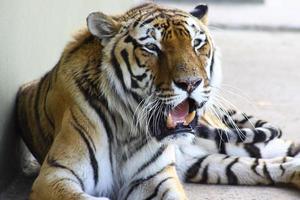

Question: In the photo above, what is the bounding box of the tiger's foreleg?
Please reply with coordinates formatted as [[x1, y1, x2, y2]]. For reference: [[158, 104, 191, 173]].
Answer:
[[29, 109, 110, 200], [217, 138, 300, 159], [180, 152, 300, 189], [218, 109, 300, 158], [118, 143, 188, 200], [199, 108, 283, 144], [198, 108, 300, 158]]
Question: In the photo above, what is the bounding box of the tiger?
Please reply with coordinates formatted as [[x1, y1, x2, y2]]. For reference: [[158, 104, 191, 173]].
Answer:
[[16, 3, 300, 200]]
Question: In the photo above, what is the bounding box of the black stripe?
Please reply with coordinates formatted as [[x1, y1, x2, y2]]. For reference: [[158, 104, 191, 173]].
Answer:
[[16, 88, 41, 161], [125, 137, 149, 160], [133, 145, 167, 177], [161, 188, 170, 200], [266, 128, 278, 143], [133, 11, 155, 28], [140, 17, 156, 27], [214, 128, 225, 143], [226, 158, 239, 185], [51, 177, 81, 187], [239, 115, 253, 124], [34, 75, 46, 136], [70, 110, 96, 152], [219, 141, 226, 154], [214, 129, 228, 153], [287, 143, 293, 156], [34, 73, 52, 148], [280, 164, 285, 176], [139, 35, 151, 41], [255, 120, 267, 127], [287, 142, 300, 157], [263, 163, 274, 185], [76, 77, 115, 175], [75, 65, 115, 166], [47, 156, 84, 190], [120, 49, 146, 88], [111, 44, 128, 92], [251, 158, 262, 177], [133, 16, 143, 28], [227, 109, 237, 116], [235, 129, 247, 143], [71, 121, 99, 186], [131, 91, 143, 104], [209, 51, 214, 79], [223, 155, 230, 160], [178, 28, 189, 37], [280, 156, 286, 176], [124, 35, 141, 47], [278, 128, 283, 138], [252, 129, 267, 143], [43, 75, 55, 129], [195, 124, 210, 139], [91, 97, 115, 168], [244, 144, 261, 158], [203, 90, 211, 94], [124, 163, 175, 200], [185, 155, 209, 181], [165, 30, 172, 40], [143, 177, 172, 200], [199, 165, 209, 183], [98, 95, 118, 130]]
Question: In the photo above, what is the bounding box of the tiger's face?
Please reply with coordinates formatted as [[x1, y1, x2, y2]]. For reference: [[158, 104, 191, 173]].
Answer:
[[87, 3, 221, 139]]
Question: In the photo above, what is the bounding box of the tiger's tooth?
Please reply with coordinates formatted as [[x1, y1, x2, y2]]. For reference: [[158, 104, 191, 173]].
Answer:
[[166, 113, 175, 129], [184, 111, 196, 125]]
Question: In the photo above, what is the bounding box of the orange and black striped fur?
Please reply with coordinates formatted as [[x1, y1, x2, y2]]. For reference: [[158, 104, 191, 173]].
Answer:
[[16, 3, 300, 200]]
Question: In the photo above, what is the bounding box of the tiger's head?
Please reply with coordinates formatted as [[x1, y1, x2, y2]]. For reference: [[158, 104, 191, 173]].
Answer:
[[87, 3, 221, 140]]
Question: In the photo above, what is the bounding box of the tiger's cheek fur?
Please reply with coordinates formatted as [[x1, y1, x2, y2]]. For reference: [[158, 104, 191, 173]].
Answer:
[[132, 47, 160, 92]]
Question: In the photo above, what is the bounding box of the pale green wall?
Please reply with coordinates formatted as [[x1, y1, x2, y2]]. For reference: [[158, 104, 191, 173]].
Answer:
[[0, 0, 136, 191]]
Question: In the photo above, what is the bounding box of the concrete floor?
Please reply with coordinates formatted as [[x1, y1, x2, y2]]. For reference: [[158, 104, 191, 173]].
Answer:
[[1, 29, 300, 200]]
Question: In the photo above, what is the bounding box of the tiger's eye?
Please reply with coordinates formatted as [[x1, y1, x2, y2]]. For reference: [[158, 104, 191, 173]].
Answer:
[[194, 39, 202, 47], [145, 43, 158, 52]]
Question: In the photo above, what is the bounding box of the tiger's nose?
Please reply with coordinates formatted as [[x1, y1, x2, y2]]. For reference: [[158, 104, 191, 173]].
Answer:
[[174, 78, 202, 93]]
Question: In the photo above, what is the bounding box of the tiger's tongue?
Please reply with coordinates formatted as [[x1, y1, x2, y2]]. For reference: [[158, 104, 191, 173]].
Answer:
[[166, 100, 191, 129], [170, 101, 189, 122]]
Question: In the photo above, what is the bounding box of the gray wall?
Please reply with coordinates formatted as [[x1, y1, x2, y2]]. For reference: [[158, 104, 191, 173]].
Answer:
[[0, 0, 135, 191]]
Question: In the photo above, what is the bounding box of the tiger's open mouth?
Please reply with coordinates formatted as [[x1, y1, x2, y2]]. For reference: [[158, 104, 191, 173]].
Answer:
[[166, 98, 198, 129], [155, 98, 204, 140]]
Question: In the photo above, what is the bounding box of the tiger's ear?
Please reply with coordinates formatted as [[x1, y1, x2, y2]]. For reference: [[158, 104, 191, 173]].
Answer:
[[190, 4, 208, 25], [87, 12, 120, 43]]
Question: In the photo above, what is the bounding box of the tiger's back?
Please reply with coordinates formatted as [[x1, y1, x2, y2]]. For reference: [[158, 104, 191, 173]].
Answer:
[[17, 75, 55, 162], [16, 30, 102, 163]]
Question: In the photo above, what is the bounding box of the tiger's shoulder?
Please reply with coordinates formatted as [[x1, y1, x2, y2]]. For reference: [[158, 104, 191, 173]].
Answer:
[[16, 28, 105, 162]]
